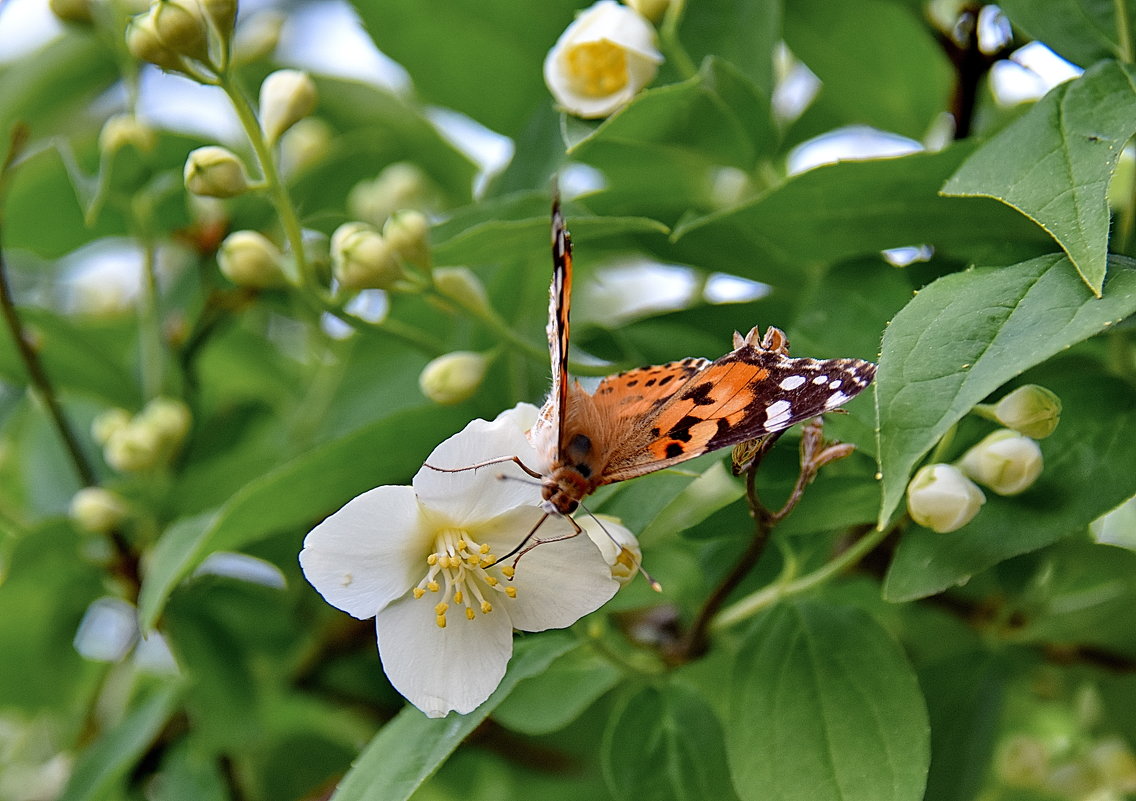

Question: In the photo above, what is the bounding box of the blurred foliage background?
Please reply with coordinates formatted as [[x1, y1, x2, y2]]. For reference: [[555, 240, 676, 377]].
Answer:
[[1, 0, 1135, 799]]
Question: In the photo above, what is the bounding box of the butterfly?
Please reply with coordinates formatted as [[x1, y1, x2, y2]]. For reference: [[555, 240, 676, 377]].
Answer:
[[526, 198, 877, 519]]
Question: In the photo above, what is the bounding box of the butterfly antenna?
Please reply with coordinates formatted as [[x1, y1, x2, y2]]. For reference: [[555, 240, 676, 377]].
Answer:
[[579, 503, 663, 593]]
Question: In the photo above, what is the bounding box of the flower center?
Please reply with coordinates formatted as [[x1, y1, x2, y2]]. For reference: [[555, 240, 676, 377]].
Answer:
[[412, 527, 517, 628], [564, 40, 629, 97]]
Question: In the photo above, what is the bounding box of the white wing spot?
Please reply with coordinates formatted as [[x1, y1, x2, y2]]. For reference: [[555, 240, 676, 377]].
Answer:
[[828, 379, 843, 389], [766, 399, 792, 428], [779, 375, 806, 390], [824, 391, 850, 409], [812, 375, 829, 385]]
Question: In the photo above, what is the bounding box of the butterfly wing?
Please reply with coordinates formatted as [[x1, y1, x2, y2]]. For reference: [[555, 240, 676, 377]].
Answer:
[[596, 334, 876, 484], [530, 197, 573, 468]]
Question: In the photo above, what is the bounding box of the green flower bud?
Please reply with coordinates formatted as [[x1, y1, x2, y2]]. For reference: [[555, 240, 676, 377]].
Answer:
[[92, 408, 132, 446], [218, 230, 285, 288], [49, 0, 94, 24], [151, 0, 210, 61], [331, 222, 403, 290], [383, 209, 431, 269], [98, 114, 157, 158], [626, 0, 671, 24], [433, 267, 489, 314], [126, 12, 184, 71], [906, 463, 985, 533], [959, 429, 1043, 496], [69, 487, 129, 534], [184, 146, 248, 198], [418, 351, 489, 405], [991, 384, 1061, 439], [259, 69, 318, 144]]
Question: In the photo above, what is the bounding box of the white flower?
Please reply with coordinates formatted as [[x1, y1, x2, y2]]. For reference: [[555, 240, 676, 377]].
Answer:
[[299, 404, 622, 718], [959, 429, 1044, 496], [543, 0, 663, 119]]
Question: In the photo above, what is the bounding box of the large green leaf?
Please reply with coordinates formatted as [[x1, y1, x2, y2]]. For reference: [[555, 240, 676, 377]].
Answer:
[[137, 405, 467, 631], [329, 632, 578, 801], [681, 0, 780, 97], [875, 253, 1136, 529], [602, 684, 741, 801], [884, 368, 1136, 601], [728, 601, 930, 801], [784, 0, 953, 142], [942, 61, 1136, 295], [999, 0, 1136, 67], [493, 643, 621, 735], [671, 145, 1055, 286], [351, 0, 580, 136]]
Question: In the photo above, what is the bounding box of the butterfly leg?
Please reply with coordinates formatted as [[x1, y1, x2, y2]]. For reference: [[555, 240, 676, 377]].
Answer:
[[423, 455, 543, 480], [491, 512, 582, 573]]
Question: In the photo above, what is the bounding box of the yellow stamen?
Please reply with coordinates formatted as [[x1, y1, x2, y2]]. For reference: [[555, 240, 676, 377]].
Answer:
[[565, 40, 629, 97], [413, 527, 520, 626], [481, 601, 492, 614], [434, 602, 448, 615], [479, 543, 490, 554], [484, 576, 498, 586], [427, 580, 439, 592], [505, 586, 517, 598], [454, 590, 463, 604], [500, 566, 515, 578], [465, 607, 475, 620], [412, 587, 425, 599], [436, 615, 447, 628]]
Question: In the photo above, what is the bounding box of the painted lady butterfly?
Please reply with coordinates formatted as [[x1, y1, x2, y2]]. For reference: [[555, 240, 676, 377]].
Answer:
[[527, 198, 877, 518]]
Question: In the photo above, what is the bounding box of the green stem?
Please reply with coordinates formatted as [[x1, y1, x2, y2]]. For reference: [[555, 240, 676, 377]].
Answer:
[[1116, 0, 1134, 63], [659, 0, 697, 79], [710, 524, 891, 631], [136, 237, 164, 400], [929, 422, 958, 464], [219, 72, 316, 295]]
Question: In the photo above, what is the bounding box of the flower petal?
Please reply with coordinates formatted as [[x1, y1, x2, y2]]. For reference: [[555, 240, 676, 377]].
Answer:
[[503, 517, 619, 632], [375, 592, 514, 717], [300, 485, 425, 619], [414, 404, 543, 524]]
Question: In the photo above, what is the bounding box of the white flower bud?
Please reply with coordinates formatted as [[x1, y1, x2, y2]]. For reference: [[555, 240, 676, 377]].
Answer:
[[347, 162, 434, 227], [126, 12, 184, 71], [331, 222, 403, 290], [418, 351, 489, 405], [151, 0, 210, 61], [279, 117, 332, 174], [92, 408, 132, 446], [433, 267, 490, 314], [217, 230, 285, 288], [906, 463, 985, 533], [259, 69, 318, 144], [104, 423, 163, 472], [991, 385, 1061, 439], [138, 396, 193, 450], [959, 429, 1043, 496], [98, 114, 157, 157], [383, 210, 431, 269], [69, 487, 129, 534], [580, 515, 642, 585], [543, 0, 664, 119], [184, 146, 248, 198]]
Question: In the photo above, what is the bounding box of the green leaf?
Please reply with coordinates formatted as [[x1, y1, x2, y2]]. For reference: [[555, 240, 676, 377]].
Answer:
[[875, 253, 1136, 529], [352, 0, 580, 136], [493, 643, 621, 735], [137, 405, 467, 631], [602, 684, 742, 801], [329, 632, 578, 801], [59, 683, 182, 801], [671, 145, 1055, 286], [784, 0, 953, 142], [998, 0, 1136, 67], [942, 61, 1136, 294], [681, 0, 780, 96], [568, 58, 776, 221], [884, 363, 1136, 599], [639, 461, 744, 542], [728, 601, 930, 801]]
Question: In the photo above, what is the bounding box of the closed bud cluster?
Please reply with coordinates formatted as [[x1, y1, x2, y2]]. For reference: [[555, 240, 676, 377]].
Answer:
[[184, 146, 248, 198], [331, 222, 404, 290], [990, 385, 1061, 439], [906, 463, 986, 533], [150, 0, 210, 61], [959, 429, 1044, 496], [218, 230, 285, 288], [418, 351, 490, 405], [94, 398, 192, 473], [347, 162, 436, 227], [259, 69, 318, 144], [69, 487, 129, 534]]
